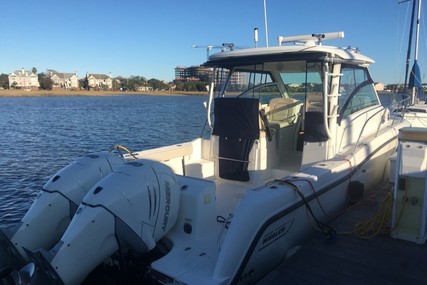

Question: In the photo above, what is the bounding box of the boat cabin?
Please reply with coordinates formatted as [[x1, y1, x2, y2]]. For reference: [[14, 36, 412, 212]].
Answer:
[[202, 32, 384, 182], [136, 32, 388, 187]]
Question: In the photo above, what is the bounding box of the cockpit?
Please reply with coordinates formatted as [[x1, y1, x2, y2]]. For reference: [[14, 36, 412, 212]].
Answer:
[[205, 54, 382, 180]]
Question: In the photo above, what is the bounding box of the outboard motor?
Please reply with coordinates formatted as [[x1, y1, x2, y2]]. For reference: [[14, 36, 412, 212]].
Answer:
[[27, 159, 180, 285], [0, 152, 125, 271]]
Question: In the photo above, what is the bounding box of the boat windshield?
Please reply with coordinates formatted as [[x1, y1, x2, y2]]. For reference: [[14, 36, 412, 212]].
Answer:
[[221, 67, 284, 105], [338, 65, 379, 118], [279, 62, 324, 111], [219, 61, 325, 108]]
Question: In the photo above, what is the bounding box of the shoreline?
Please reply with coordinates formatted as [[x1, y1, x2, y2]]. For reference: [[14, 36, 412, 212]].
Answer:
[[0, 89, 399, 98], [0, 89, 208, 97]]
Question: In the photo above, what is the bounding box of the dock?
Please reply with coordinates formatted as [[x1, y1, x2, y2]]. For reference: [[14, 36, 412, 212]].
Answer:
[[258, 182, 427, 284]]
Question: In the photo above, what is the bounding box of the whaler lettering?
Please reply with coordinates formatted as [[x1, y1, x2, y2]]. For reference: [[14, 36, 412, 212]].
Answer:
[[262, 224, 287, 245], [260, 219, 294, 250]]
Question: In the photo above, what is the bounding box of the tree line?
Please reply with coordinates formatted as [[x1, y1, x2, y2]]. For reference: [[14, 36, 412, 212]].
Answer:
[[0, 70, 210, 92], [0, 72, 419, 94]]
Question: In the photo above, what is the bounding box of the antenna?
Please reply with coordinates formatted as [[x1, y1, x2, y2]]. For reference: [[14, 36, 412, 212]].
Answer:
[[192, 44, 236, 60], [263, 0, 269, 47], [277, 31, 344, 46], [221, 43, 235, 51], [254, 28, 259, 48], [192, 45, 222, 60]]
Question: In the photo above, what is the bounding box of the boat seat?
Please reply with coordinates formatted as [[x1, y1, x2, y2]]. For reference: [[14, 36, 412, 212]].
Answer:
[[268, 98, 301, 128], [212, 97, 260, 182], [306, 94, 323, 112]]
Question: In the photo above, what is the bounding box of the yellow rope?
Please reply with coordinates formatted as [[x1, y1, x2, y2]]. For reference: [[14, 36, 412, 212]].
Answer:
[[353, 191, 394, 239], [352, 183, 410, 240]]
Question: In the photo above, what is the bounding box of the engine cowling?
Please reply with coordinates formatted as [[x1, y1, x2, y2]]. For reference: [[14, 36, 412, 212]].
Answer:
[[0, 152, 125, 270], [28, 159, 180, 285]]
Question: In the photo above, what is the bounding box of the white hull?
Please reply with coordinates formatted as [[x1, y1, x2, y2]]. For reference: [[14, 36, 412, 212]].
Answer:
[[146, 120, 404, 284]]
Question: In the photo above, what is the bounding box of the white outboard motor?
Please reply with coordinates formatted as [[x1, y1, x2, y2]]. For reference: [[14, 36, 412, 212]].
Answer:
[[0, 152, 125, 270], [27, 159, 180, 285]]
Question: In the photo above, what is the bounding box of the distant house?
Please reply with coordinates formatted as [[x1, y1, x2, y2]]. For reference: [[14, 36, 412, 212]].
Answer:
[[50, 71, 79, 89], [288, 83, 301, 88], [137, 85, 153, 92], [86, 73, 113, 90], [374, 82, 384, 91], [8, 69, 40, 90]]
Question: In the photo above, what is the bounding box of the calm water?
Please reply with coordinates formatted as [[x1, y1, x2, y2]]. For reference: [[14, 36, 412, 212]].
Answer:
[[0, 95, 207, 226]]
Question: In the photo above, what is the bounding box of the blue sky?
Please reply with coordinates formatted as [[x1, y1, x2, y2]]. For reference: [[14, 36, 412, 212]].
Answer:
[[0, 0, 425, 84]]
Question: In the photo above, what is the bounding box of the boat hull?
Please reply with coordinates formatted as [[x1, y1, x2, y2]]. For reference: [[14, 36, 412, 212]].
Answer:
[[148, 121, 403, 285], [228, 129, 400, 284]]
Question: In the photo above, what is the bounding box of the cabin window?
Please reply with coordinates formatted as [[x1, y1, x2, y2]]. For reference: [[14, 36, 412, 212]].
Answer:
[[280, 61, 328, 142], [221, 61, 325, 106], [224, 68, 282, 104], [279, 61, 324, 111], [339, 65, 379, 118]]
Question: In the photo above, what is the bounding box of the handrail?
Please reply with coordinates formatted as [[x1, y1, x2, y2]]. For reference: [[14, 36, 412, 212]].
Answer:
[[322, 63, 342, 141], [390, 95, 412, 123], [322, 66, 333, 139], [389, 95, 411, 124], [352, 106, 389, 153], [207, 80, 215, 129], [352, 96, 409, 152]]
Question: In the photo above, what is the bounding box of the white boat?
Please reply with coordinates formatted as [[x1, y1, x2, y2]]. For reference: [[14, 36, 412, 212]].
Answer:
[[0, 32, 412, 285], [393, 0, 427, 127], [401, 103, 427, 127]]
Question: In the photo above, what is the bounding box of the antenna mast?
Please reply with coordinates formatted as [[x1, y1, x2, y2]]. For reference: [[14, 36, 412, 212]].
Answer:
[[263, 0, 269, 47], [254, 28, 259, 48]]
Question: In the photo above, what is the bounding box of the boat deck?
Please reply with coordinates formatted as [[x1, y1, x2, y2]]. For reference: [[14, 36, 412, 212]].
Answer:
[[258, 182, 427, 284]]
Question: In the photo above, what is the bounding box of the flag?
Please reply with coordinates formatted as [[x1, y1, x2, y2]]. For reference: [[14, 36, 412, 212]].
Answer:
[[409, 61, 423, 96]]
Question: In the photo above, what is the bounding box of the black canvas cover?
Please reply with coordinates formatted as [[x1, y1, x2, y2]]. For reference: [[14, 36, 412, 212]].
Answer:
[[212, 98, 260, 181], [212, 98, 260, 139], [217, 137, 254, 181], [304, 111, 328, 142]]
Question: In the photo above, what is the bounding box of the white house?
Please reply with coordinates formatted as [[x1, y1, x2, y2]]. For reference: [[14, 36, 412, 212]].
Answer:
[[8, 69, 40, 90], [86, 73, 113, 90], [137, 85, 153, 92], [374, 82, 385, 91], [50, 71, 79, 89]]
